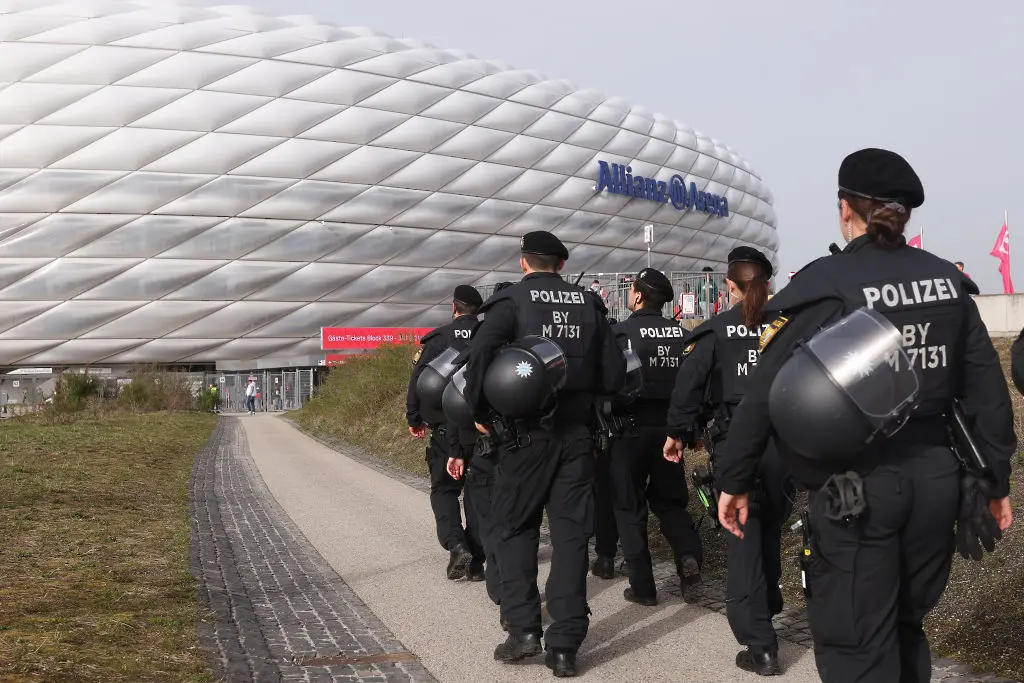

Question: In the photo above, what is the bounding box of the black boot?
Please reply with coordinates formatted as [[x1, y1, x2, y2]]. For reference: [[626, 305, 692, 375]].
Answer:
[[590, 555, 615, 580], [736, 648, 781, 676], [493, 633, 542, 661], [623, 587, 657, 606], [677, 555, 702, 602], [466, 560, 485, 582], [545, 649, 578, 677], [446, 543, 473, 580]]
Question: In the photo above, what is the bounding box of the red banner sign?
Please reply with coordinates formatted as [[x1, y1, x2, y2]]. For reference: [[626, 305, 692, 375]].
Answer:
[[321, 327, 433, 350]]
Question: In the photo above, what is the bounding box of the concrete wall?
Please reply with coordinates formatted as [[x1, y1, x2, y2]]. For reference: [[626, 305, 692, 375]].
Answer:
[[975, 294, 1024, 337]]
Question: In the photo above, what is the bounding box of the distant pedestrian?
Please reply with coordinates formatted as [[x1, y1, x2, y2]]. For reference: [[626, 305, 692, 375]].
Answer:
[[245, 379, 257, 414]]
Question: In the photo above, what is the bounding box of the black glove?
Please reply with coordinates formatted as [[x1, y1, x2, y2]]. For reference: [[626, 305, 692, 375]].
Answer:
[[955, 473, 1002, 561]]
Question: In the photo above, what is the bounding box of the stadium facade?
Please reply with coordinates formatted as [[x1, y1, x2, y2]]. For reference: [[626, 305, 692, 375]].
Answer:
[[0, 0, 778, 369]]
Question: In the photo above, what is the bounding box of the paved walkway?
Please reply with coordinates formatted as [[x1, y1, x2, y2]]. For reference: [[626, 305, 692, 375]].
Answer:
[[190, 414, 1017, 682]]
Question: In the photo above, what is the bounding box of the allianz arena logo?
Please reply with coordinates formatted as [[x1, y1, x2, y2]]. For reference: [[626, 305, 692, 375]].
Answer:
[[594, 160, 730, 218]]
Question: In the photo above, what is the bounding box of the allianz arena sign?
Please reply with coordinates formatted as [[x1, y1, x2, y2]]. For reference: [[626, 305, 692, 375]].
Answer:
[[594, 160, 730, 218]]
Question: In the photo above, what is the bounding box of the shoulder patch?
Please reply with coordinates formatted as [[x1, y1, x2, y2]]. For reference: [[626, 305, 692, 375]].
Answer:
[[682, 342, 696, 355], [412, 347, 422, 365], [758, 316, 789, 353]]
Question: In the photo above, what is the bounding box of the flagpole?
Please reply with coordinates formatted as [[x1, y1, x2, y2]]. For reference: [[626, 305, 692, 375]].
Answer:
[[920, 224, 924, 249]]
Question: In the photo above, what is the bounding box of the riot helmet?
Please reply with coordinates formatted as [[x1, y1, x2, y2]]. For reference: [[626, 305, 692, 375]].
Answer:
[[768, 307, 920, 461], [415, 347, 462, 426], [483, 336, 567, 419], [442, 365, 476, 430]]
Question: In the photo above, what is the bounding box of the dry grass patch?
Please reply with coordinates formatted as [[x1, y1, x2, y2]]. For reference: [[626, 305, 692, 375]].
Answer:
[[0, 412, 217, 682]]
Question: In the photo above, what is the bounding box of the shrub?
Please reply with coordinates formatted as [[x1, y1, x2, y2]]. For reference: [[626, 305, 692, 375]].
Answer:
[[118, 366, 195, 413], [49, 371, 101, 414]]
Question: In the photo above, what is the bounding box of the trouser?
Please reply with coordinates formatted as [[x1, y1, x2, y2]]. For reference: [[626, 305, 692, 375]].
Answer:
[[608, 424, 703, 596], [805, 445, 960, 683], [246, 395, 255, 412], [593, 446, 619, 558], [725, 441, 794, 654], [465, 450, 501, 604], [493, 423, 594, 651], [425, 428, 467, 552]]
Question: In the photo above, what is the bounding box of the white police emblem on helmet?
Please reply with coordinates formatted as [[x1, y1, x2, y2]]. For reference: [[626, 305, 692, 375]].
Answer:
[[843, 350, 877, 380], [515, 361, 534, 378]]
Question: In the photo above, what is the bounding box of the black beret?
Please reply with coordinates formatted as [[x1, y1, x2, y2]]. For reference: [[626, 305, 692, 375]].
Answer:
[[453, 284, 482, 307], [520, 231, 569, 260], [838, 148, 924, 209], [728, 246, 774, 278], [635, 267, 673, 301]]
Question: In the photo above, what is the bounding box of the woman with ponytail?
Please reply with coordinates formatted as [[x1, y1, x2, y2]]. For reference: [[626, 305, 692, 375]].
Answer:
[[713, 148, 1014, 683], [663, 246, 794, 676]]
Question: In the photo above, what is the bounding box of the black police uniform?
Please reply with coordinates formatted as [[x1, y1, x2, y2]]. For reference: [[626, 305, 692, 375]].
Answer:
[[464, 232, 626, 668], [1011, 327, 1024, 395], [591, 443, 620, 576], [446, 421, 495, 591], [716, 149, 1017, 683], [610, 304, 703, 601], [666, 300, 793, 662], [406, 311, 479, 570]]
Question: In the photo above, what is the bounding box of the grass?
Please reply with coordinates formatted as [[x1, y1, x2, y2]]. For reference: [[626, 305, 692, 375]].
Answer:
[[293, 337, 1024, 680], [0, 412, 218, 682], [290, 344, 429, 478]]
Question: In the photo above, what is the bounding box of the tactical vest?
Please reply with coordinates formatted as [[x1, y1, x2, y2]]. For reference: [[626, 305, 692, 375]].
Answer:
[[614, 310, 687, 401], [686, 307, 767, 412], [766, 236, 968, 416], [489, 272, 600, 394]]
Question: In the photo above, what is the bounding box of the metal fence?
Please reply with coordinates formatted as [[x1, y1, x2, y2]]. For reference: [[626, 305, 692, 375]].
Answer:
[[182, 369, 315, 413], [476, 271, 732, 324]]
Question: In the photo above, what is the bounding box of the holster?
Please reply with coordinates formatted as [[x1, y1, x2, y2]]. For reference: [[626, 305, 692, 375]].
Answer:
[[489, 413, 532, 452], [593, 398, 626, 457], [820, 471, 867, 526]]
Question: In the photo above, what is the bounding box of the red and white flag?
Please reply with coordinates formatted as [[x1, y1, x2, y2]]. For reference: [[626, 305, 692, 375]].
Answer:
[[991, 215, 1014, 294], [907, 234, 923, 249]]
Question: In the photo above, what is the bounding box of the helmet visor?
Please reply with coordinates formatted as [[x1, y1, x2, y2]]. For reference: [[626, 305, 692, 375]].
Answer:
[[426, 347, 463, 382], [620, 347, 644, 398], [518, 336, 568, 391], [804, 307, 920, 433]]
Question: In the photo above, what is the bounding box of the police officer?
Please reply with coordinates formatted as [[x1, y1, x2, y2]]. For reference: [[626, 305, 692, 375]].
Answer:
[[593, 306, 623, 582], [444, 282, 518, 608], [664, 247, 793, 675], [607, 267, 703, 606], [1011, 326, 1024, 395], [591, 425, 620, 580], [715, 148, 1016, 683], [406, 284, 483, 581], [447, 426, 501, 604], [463, 231, 626, 678]]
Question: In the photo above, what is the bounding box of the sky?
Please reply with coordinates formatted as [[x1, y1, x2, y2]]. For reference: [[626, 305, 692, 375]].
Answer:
[[249, 0, 1024, 294]]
